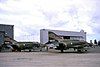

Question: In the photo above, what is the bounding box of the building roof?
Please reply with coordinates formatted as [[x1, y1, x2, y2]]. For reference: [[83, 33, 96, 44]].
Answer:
[[41, 29, 86, 36]]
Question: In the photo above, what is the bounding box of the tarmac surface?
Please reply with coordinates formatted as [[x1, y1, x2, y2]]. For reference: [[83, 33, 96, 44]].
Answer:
[[0, 46, 100, 67]]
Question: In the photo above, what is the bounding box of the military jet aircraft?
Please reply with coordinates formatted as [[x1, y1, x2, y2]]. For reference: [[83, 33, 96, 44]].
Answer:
[[46, 31, 90, 53], [46, 40, 90, 53]]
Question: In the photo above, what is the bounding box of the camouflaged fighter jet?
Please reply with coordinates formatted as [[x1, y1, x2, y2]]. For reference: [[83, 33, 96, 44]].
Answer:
[[46, 40, 90, 53], [54, 40, 90, 53], [47, 31, 90, 53]]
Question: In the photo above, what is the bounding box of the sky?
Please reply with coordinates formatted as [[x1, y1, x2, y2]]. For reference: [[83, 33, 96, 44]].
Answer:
[[0, 0, 100, 42]]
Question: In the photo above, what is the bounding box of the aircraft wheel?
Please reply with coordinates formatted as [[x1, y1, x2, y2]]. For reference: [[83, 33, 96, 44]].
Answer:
[[77, 49, 82, 53], [84, 50, 87, 52], [18, 49, 21, 52], [61, 49, 64, 53], [29, 50, 31, 52]]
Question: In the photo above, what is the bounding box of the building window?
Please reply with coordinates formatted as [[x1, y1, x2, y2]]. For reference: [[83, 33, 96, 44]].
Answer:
[[63, 36, 70, 39]]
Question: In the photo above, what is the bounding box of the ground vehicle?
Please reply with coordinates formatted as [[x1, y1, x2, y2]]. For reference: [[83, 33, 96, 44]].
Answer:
[[47, 40, 90, 53]]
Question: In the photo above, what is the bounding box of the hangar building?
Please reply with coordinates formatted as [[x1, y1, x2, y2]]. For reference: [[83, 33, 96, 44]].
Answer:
[[0, 24, 14, 45], [40, 29, 86, 44]]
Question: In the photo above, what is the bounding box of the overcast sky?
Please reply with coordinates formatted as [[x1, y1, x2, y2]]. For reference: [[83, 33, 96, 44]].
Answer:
[[0, 0, 100, 42]]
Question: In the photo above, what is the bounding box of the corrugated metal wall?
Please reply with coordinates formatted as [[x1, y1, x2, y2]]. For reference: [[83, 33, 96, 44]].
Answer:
[[0, 31, 5, 45]]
